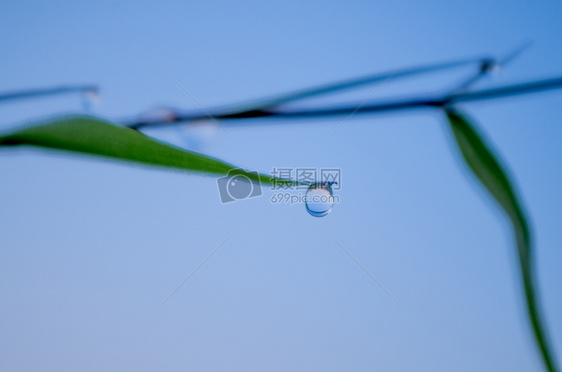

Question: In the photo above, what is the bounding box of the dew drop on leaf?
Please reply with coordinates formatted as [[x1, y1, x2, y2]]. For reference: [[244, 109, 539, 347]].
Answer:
[[305, 183, 334, 218]]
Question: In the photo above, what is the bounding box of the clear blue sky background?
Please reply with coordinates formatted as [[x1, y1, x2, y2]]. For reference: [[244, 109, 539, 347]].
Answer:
[[1, 1, 561, 371]]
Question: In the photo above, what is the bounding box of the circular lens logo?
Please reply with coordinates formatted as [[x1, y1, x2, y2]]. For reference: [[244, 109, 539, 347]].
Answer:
[[227, 175, 253, 200]]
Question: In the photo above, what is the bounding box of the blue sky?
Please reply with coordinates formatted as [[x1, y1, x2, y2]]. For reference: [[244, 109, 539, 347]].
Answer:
[[1, 0, 562, 370]]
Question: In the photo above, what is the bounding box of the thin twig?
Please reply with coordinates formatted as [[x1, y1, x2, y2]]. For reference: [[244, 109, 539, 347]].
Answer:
[[125, 56, 490, 129], [124, 76, 562, 128], [324, 67, 400, 141], [0, 85, 98, 104], [450, 42, 532, 94], [157, 63, 238, 143]]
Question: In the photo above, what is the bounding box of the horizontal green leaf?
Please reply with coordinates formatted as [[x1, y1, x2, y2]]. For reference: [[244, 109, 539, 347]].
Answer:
[[445, 109, 558, 372], [0, 116, 289, 186]]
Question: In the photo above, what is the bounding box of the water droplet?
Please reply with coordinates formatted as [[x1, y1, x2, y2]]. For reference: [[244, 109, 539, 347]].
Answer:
[[81, 89, 99, 113], [305, 183, 334, 218], [175, 120, 217, 150]]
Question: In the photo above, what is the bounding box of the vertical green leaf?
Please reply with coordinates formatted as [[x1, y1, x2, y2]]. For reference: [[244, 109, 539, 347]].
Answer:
[[445, 109, 558, 372]]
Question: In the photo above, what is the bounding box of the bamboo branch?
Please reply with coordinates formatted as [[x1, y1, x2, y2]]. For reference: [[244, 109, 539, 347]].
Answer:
[[125, 76, 562, 129], [0, 85, 98, 104]]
